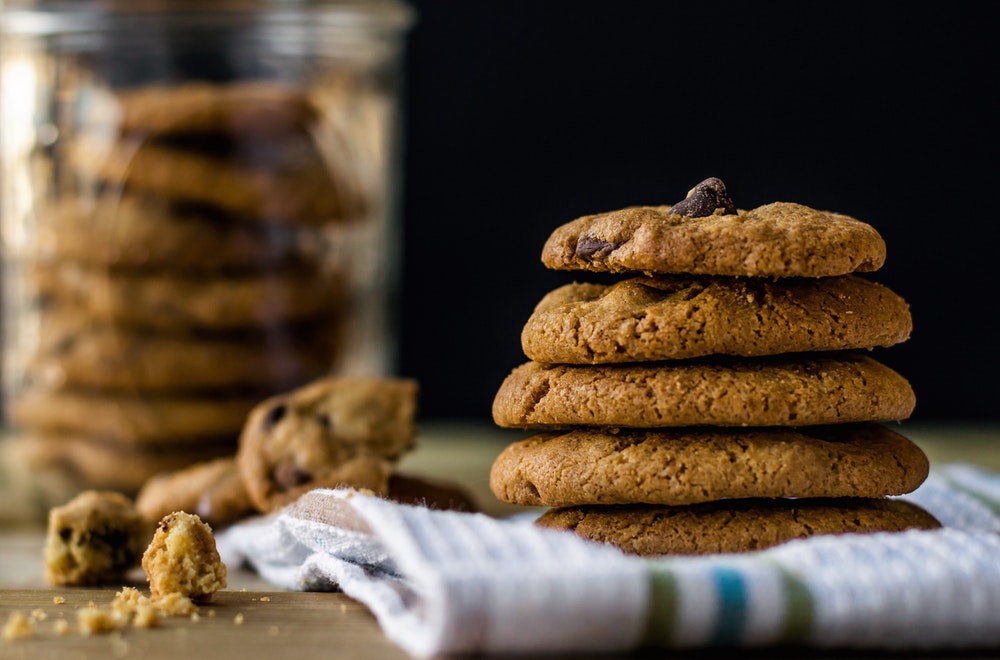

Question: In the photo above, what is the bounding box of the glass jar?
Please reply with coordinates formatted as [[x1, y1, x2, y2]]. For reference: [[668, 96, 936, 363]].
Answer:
[[0, 0, 414, 507]]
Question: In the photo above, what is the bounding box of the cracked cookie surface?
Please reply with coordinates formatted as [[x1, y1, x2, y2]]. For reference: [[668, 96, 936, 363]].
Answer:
[[493, 354, 915, 429], [521, 274, 911, 364], [489, 424, 929, 507], [535, 497, 940, 556], [541, 201, 886, 277]]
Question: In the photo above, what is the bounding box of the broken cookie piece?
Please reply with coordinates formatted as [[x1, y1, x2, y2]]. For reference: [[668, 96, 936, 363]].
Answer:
[[141, 511, 227, 603], [43, 490, 151, 587]]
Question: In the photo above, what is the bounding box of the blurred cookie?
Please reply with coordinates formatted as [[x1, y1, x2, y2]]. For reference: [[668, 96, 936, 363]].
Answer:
[[44, 490, 151, 586], [9, 432, 235, 495], [535, 498, 941, 556], [493, 354, 915, 429], [541, 178, 885, 277], [490, 424, 929, 507], [136, 458, 255, 529], [115, 80, 319, 137], [521, 274, 911, 364], [237, 376, 419, 512], [71, 134, 358, 224], [29, 309, 337, 392], [36, 195, 303, 271], [31, 261, 342, 332], [388, 473, 478, 512], [8, 386, 260, 446]]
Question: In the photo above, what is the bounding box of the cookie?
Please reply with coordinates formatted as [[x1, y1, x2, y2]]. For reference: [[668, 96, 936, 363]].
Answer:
[[388, 474, 479, 512], [8, 386, 261, 446], [521, 274, 912, 364], [114, 81, 319, 137], [489, 424, 929, 507], [541, 181, 885, 277], [36, 195, 303, 271], [135, 458, 255, 529], [70, 133, 358, 225], [535, 498, 941, 556], [44, 490, 151, 586], [237, 376, 419, 513], [8, 432, 235, 495], [31, 261, 342, 332], [28, 309, 337, 392], [493, 354, 916, 429], [142, 511, 227, 602]]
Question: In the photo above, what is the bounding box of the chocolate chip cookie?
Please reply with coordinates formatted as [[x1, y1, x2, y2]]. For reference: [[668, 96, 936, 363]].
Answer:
[[236, 376, 419, 512], [490, 424, 929, 507], [493, 354, 916, 429], [114, 80, 319, 137], [44, 490, 152, 586], [541, 179, 886, 277], [36, 195, 303, 271], [521, 274, 912, 364], [535, 498, 941, 556]]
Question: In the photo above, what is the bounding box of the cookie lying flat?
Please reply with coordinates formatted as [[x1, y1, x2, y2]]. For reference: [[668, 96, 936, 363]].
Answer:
[[29, 310, 337, 392], [10, 432, 234, 495], [115, 81, 319, 137], [535, 498, 941, 556], [541, 202, 885, 277], [237, 376, 419, 512], [489, 424, 929, 507], [71, 135, 358, 225], [9, 386, 260, 446], [32, 261, 342, 332], [521, 274, 911, 364], [136, 458, 256, 529], [493, 354, 915, 429], [37, 196, 302, 271]]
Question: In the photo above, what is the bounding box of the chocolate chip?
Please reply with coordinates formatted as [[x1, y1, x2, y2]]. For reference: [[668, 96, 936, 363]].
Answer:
[[273, 462, 312, 491], [669, 177, 737, 217], [576, 236, 618, 260], [262, 403, 287, 430], [58, 527, 73, 542]]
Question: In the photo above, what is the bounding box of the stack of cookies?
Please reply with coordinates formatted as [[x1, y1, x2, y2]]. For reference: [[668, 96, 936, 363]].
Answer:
[[6, 81, 365, 498], [490, 178, 939, 555]]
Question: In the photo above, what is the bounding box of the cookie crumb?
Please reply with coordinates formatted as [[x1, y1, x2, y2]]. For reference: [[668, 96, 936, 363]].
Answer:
[[190, 612, 201, 623], [30, 609, 47, 621], [77, 606, 127, 635], [268, 625, 279, 636], [259, 596, 270, 602], [2, 611, 34, 641], [52, 596, 66, 605], [53, 619, 71, 635], [233, 613, 245, 625]]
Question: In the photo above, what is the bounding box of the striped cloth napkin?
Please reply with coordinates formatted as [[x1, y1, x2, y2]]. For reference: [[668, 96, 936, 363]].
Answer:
[[216, 463, 1000, 657]]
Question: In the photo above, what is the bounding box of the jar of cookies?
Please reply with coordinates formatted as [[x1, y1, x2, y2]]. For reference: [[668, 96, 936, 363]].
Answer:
[[0, 0, 415, 507]]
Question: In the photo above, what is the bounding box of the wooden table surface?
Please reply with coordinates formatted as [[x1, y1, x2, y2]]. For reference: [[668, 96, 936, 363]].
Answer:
[[2, 420, 999, 659]]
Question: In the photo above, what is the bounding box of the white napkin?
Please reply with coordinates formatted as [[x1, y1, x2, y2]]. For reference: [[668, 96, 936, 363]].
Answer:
[[217, 463, 1000, 657]]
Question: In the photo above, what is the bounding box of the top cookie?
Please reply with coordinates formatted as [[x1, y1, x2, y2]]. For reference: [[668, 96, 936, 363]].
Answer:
[[541, 178, 886, 277]]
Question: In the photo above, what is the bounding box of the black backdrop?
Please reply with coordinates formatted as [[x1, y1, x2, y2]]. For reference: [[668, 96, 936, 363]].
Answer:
[[394, 1, 999, 423]]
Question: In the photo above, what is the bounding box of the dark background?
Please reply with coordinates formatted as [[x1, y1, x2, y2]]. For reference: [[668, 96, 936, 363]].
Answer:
[[394, 1, 999, 424]]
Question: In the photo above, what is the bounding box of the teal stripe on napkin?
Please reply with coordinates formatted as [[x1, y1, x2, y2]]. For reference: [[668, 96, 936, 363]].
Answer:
[[709, 566, 747, 643], [642, 559, 815, 647]]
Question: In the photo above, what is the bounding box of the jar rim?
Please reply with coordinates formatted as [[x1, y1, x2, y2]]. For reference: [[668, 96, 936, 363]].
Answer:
[[0, 0, 416, 37]]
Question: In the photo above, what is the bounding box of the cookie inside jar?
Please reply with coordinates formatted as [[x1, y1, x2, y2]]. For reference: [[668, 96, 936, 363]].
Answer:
[[0, 3, 415, 509]]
